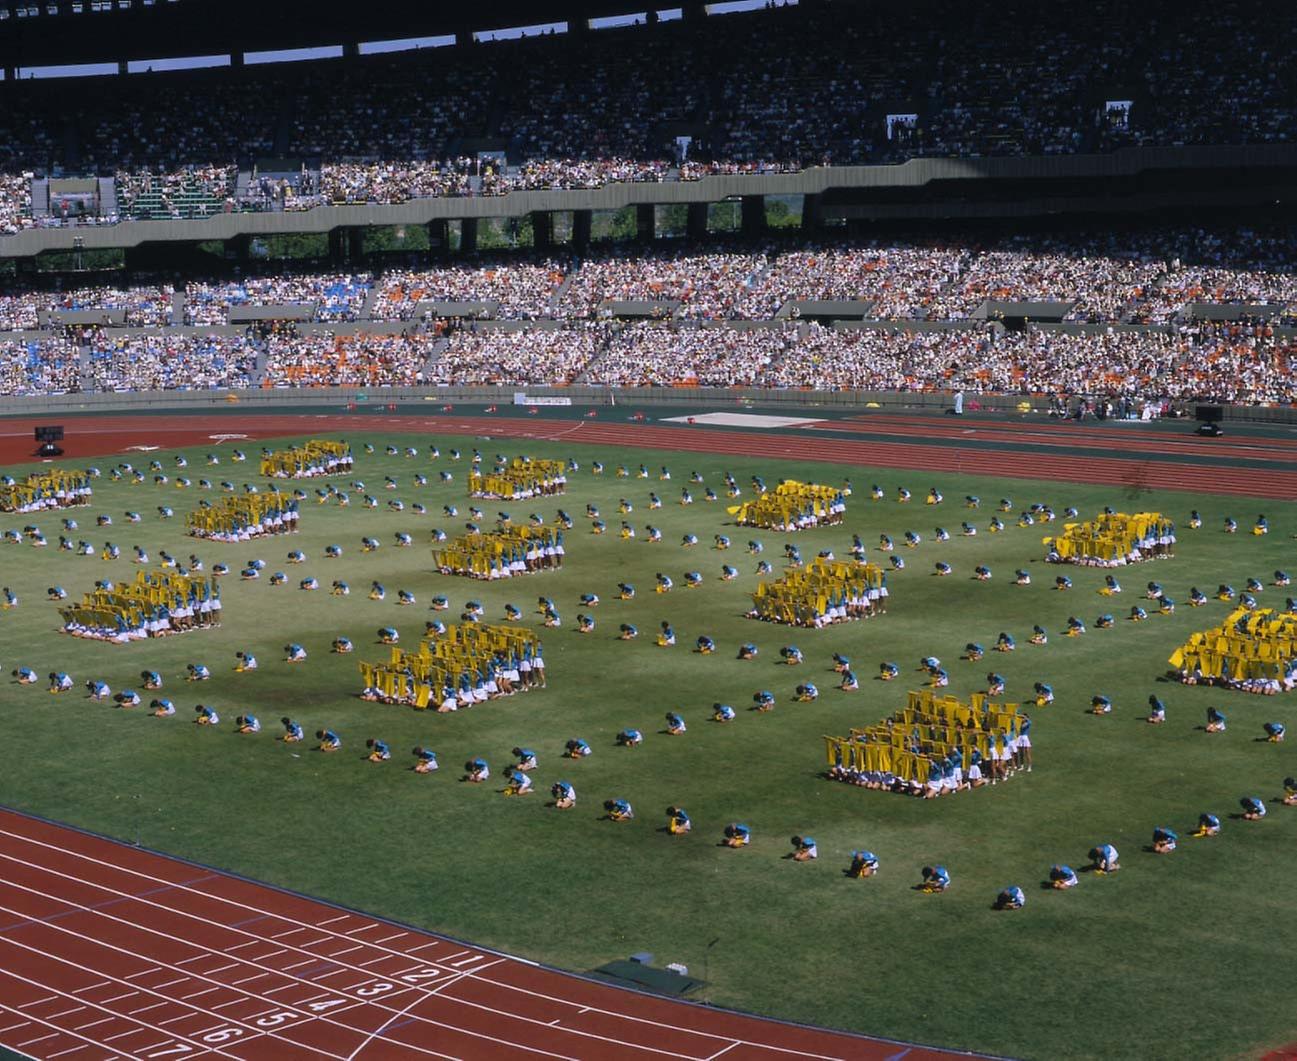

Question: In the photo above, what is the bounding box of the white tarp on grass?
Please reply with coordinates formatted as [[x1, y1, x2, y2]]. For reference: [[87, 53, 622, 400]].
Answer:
[[660, 412, 824, 429]]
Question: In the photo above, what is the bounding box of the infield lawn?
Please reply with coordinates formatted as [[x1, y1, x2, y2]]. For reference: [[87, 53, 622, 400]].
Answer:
[[0, 430, 1293, 1060]]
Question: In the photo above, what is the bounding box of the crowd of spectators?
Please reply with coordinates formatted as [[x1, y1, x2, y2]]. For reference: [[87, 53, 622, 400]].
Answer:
[[115, 166, 237, 220], [428, 323, 615, 385], [0, 312, 1291, 402], [261, 330, 438, 387], [372, 259, 568, 320], [0, 174, 35, 236], [86, 331, 259, 391], [561, 244, 770, 319], [317, 161, 486, 205], [0, 227, 1294, 332], [183, 273, 371, 325], [0, 338, 80, 396], [0, 0, 1292, 224]]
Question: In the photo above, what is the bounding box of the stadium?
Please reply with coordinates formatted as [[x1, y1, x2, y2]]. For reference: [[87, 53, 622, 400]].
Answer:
[[0, 0, 1295, 1058]]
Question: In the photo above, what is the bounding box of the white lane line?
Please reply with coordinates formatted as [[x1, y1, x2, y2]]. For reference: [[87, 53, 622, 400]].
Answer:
[[15, 1031, 59, 1047], [18, 995, 60, 1007], [0, 836, 734, 1061]]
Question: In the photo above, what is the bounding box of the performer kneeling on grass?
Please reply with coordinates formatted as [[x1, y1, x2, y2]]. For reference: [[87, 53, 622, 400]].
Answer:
[[919, 865, 951, 892], [1049, 864, 1079, 889], [848, 851, 879, 878], [723, 823, 751, 847], [1192, 813, 1221, 838], [1089, 844, 1120, 873], [995, 886, 1025, 910], [790, 835, 817, 861], [666, 806, 691, 834], [1152, 826, 1178, 854]]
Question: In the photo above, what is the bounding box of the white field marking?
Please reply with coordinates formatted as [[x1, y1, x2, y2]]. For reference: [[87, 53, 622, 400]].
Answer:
[[102, 1029, 145, 1043], [177, 989, 221, 1001], [222, 940, 264, 952], [16, 1031, 59, 1047], [660, 412, 822, 429], [0, 830, 849, 1061], [317, 915, 350, 926], [40, 1007, 86, 1020], [46, 1045, 94, 1059], [323, 946, 365, 958], [705, 1044, 740, 1061], [199, 964, 240, 975], [371, 934, 407, 945], [70, 983, 112, 995], [230, 974, 269, 986], [0, 928, 343, 1061], [72, 1017, 114, 1031], [343, 924, 381, 936], [150, 978, 190, 990], [18, 996, 60, 1008], [0, 876, 520, 1061], [341, 983, 442, 1061], [125, 969, 164, 980], [97, 993, 138, 1005], [126, 1002, 170, 1016], [0, 973, 250, 1061]]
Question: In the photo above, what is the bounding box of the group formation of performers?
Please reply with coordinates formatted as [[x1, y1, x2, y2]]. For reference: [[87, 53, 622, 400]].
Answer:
[[1044, 510, 1176, 567], [58, 568, 221, 642], [259, 439, 353, 479], [0, 468, 93, 514], [824, 688, 1030, 797], [185, 492, 301, 542], [358, 622, 546, 710], [730, 480, 847, 532], [432, 525, 565, 579], [468, 457, 567, 500], [747, 556, 887, 627], [1170, 606, 1297, 694]]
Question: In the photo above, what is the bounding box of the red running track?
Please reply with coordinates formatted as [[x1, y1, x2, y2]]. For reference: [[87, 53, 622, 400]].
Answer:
[[0, 809, 967, 1061], [0, 411, 1293, 498], [824, 413, 1297, 464]]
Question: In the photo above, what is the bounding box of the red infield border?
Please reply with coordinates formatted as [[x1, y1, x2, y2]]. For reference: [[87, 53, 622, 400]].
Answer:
[[0, 808, 969, 1061], [0, 410, 1293, 498]]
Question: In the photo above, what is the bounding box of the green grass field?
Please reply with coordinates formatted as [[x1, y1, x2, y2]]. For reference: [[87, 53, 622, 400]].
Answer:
[[0, 431, 1294, 1060]]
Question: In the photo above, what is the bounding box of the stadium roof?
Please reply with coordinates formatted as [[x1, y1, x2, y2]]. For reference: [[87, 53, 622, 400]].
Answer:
[[0, 0, 789, 71]]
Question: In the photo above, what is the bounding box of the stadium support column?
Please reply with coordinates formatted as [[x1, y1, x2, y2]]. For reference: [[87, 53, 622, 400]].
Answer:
[[687, 202, 707, 240], [427, 219, 450, 255], [328, 228, 345, 264], [228, 233, 252, 263], [636, 204, 655, 242], [461, 218, 479, 255], [572, 209, 592, 251], [802, 193, 824, 234], [741, 195, 765, 238], [533, 211, 554, 250], [348, 227, 365, 261]]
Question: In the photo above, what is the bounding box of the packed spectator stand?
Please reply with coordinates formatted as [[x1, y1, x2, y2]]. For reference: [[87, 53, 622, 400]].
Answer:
[[0, 223, 1292, 403], [0, 0, 1293, 405], [0, 0, 1293, 226]]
